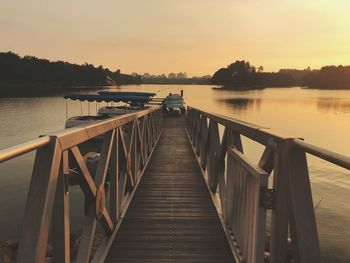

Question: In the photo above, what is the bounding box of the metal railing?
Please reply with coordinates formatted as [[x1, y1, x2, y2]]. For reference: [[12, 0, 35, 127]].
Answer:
[[0, 106, 163, 263], [186, 106, 350, 263]]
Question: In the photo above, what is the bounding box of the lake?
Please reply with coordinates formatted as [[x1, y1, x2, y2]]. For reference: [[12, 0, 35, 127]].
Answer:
[[0, 85, 349, 262]]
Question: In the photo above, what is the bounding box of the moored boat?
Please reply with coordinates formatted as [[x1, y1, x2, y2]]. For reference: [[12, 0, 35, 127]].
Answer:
[[64, 92, 155, 128], [97, 91, 155, 116], [63, 91, 157, 153], [163, 93, 186, 116]]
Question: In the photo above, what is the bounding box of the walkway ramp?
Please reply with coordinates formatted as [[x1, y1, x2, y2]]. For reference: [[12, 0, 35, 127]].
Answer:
[[105, 117, 234, 262]]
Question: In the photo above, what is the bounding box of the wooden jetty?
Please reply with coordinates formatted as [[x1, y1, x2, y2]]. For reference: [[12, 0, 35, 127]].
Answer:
[[105, 117, 233, 263], [0, 105, 349, 263]]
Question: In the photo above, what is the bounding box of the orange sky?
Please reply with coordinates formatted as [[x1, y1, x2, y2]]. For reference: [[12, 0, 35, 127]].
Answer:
[[1, 0, 349, 76]]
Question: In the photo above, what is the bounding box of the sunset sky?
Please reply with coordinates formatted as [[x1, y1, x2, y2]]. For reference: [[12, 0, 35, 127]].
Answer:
[[1, 0, 349, 76]]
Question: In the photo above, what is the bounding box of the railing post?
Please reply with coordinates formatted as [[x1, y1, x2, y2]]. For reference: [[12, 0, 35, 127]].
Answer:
[[131, 120, 137, 182], [270, 139, 321, 263], [110, 128, 119, 224], [140, 116, 147, 161], [186, 107, 191, 134], [17, 138, 62, 263], [191, 110, 199, 144], [269, 141, 290, 263], [207, 120, 220, 192], [194, 113, 201, 155], [285, 139, 321, 262], [52, 151, 70, 263], [217, 128, 243, 223], [199, 116, 208, 169]]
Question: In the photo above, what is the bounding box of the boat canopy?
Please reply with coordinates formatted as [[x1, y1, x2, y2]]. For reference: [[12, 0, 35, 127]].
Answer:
[[165, 94, 183, 101], [99, 91, 156, 97], [63, 93, 151, 103]]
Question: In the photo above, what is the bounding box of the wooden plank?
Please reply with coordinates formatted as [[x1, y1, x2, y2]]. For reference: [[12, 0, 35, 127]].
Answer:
[[105, 117, 234, 263]]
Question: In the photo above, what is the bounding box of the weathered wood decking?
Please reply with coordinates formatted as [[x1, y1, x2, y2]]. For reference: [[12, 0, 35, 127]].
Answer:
[[105, 117, 234, 263]]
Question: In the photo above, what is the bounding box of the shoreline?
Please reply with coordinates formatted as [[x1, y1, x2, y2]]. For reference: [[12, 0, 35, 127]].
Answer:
[[1, 84, 350, 98]]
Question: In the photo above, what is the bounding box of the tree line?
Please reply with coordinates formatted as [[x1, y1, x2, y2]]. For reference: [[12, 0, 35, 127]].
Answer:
[[0, 52, 141, 95], [302, 65, 350, 89], [1, 52, 349, 95], [211, 60, 350, 89]]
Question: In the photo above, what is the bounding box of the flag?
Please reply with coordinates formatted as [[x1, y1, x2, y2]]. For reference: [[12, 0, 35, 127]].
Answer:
[[106, 76, 117, 86]]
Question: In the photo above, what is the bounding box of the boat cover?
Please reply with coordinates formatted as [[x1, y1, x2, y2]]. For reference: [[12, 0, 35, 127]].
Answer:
[[63, 93, 151, 103], [164, 94, 183, 101], [99, 91, 156, 97]]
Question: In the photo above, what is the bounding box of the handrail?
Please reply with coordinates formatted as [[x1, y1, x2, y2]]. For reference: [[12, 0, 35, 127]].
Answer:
[[0, 106, 163, 263], [0, 136, 51, 163], [49, 106, 162, 150], [0, 107, 161, 164], [188, 106, 350, 169], [186, 106, 349, 263], [293, 138, 350, 170], [188, 106, 285, 146]]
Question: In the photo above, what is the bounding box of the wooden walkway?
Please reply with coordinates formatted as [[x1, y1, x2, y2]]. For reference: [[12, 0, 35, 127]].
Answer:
[[105, 117, 234, 263]]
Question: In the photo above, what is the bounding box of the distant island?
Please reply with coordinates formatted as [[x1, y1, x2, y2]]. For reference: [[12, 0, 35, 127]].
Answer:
[[1, 52, 350, 96], [211, 60, 350, 90]]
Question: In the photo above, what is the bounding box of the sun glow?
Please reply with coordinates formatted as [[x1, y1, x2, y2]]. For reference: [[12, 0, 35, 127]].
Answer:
[[0, 0, 349, 76]]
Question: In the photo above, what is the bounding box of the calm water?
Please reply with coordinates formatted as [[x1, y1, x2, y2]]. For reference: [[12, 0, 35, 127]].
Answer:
[[0, 85, 349, 262]]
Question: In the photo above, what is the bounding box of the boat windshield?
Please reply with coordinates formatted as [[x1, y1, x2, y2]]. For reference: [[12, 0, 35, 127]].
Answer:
[[165, 100, 183, 105]]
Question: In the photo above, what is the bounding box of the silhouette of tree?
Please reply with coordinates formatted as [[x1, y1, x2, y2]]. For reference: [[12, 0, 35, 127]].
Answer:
[[211, 60, 260, 88], [0, 52, 141, 95], [211, 68, 231, 86], [302, 65, 350, 89], [211, 60, 296, 89]]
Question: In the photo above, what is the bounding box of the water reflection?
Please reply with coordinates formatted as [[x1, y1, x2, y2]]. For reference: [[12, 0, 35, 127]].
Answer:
[[317, 97, 350, 115], [217, 98, 261, 116]]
